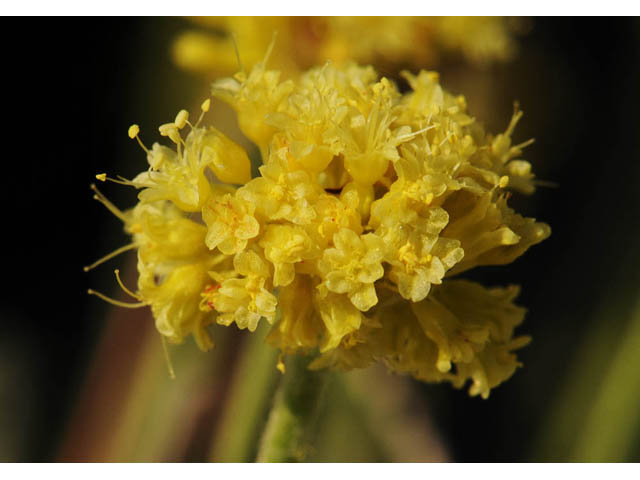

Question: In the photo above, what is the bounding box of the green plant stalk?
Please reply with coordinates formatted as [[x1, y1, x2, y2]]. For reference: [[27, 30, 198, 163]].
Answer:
[[209, 321, 280, 462], [107, 329, 229, 461], [571, 297, 640, 461], [256, 355, 329, 462]]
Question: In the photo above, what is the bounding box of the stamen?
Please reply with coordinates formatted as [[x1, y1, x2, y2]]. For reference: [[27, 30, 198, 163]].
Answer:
[[84, 243, 136, 272], [159, 123, 182, 144], [231, 32, 244, 74], [262, 31, 278, 66], [90, 184, 127, 221], [95, 174, 134, 186], [128, 124, 149, 153], [397, 124, 435, 142], [161, 336, 176, 380], [439, 133, 452, 147], [87, 289, 148, 308], [194, 98, 211, 128], [512, 138, 535, 151], [505, 105, 523, 136], [114, 269, 142, 300]]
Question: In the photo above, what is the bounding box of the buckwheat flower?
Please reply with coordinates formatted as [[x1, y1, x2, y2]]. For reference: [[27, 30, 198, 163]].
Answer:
[[201, 249, 277, 332], [266, 275, 324, 353], [202, 194, 260, 255], [122, 103, 252, 212], [88, 195, 224, 351], [443, 192, 550, 276], [317, 228, 385, 312], [259, 224, 318, 287], [172, 17, 518, 78], [212, 55, 295, 151], [89, 58, 549, 398], [329, 79, 412, 185], [310, 192, 363, 248], [264, 78, 348, 173], [237, 157, 321, 225]]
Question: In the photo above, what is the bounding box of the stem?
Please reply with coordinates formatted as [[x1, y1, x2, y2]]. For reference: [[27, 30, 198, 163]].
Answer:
[[209, 322, 280, 462], [571, 296, 640, 461], [256, 355, 329, 462]]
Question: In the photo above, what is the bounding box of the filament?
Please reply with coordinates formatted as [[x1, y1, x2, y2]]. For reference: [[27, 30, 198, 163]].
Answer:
[[90, 184, 127, 222], [83, 243, 136, 272], [114, 269, 142, 300], [162, 336, 176, 380], [87, 289, 148, 308]]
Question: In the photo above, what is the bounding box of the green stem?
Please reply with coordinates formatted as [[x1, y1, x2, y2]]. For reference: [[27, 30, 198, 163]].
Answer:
[[209, 322, 280, 462], [570, 296, 640, 461], [256, 355, 329, 462]]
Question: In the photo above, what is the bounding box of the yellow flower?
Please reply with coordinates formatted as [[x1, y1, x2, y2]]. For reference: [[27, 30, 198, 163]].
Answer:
[[310, 192, 363, 247], [201, 249, 277, 332], [202, 194, 260, 255], [212, 60, 294, 151], [266, 275, 324, 353], [237, 157, 321, 225], [89, 58, 549, 398], [173, 17, 518, 78], [122, 104, 252, 212], [259, 224, 318, 287], [318, 228, 385, 312], [443, 192, 550, 276], [124, 200, 227, 351]]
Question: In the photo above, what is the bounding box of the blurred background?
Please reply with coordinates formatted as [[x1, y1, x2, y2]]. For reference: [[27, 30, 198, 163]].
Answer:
[[1, 17, 639, 462]]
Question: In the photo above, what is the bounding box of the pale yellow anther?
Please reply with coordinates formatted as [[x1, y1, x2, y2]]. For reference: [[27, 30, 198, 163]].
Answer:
[[95, 173, 107, 182], [158, 123, 176, 136], [499, 175, 510, 188], [201, 98, 211, 112], [426, 192, 434, 204], [159, 123, 181, 144], [174, 109, 189, 129], [128, 124, 140, 139]]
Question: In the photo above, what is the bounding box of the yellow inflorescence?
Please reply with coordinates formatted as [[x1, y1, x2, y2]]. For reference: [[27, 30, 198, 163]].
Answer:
[[172, 17, 517, 77], [93, 59, 549, 399]]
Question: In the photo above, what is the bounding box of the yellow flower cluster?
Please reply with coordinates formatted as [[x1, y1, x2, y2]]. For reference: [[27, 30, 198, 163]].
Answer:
[[93, 59, 549, 398], [173, 17, 517, 77]]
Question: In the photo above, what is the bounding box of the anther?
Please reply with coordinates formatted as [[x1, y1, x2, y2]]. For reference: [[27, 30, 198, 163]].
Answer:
[[128, 124, 140, 139], [194, 98, 211, 127], [174, 109, 189, 129], [128, 124, 149, 153], [159, 123, 181, 144]]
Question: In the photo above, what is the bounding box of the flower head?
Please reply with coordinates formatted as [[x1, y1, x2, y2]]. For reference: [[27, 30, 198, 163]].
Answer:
[[89, 58, 549, 398]]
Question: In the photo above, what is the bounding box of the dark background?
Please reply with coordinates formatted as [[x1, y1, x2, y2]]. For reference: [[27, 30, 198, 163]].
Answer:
[[1, 17, 639, 462]]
